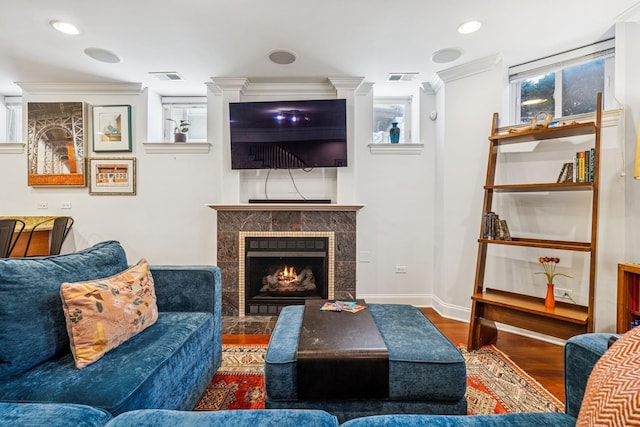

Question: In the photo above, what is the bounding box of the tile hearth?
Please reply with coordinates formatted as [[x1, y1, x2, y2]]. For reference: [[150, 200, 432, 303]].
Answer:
[[222, 315, 277, 335]]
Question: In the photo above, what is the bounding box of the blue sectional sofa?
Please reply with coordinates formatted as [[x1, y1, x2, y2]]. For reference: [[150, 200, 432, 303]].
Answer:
[[0, 240, 222, 416], [0, 330, 625, 426]]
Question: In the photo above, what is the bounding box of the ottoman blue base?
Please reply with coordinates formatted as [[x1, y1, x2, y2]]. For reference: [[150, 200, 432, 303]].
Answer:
[[265, 304, 467, 422]]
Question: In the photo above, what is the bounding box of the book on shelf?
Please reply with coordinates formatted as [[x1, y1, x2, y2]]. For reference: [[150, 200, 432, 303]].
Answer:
[[577, 151, 586, 182], [557, 162, 574, 183], [573, 149, 595, 183], [482, 212, 511, 241], [497, 219, 511, 241]]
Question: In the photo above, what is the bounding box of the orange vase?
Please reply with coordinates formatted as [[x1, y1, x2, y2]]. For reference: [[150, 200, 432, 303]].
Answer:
[[545, 283, 555, 309]]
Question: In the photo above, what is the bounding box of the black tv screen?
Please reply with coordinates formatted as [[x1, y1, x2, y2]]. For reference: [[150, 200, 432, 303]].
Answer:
[[229, 99, 347, 170]]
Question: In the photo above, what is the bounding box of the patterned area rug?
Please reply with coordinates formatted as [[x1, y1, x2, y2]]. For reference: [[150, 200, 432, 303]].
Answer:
[[194, 344, 565, 414], [458, 344, 564, 414], [193, 345, 265, 410]]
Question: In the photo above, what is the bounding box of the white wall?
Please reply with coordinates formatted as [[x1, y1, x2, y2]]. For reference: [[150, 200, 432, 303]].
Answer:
[[3, 87, 218, 265], [432, 58, 504, 320], [356, 84, 435, 306], [617, 22, 640, 262]]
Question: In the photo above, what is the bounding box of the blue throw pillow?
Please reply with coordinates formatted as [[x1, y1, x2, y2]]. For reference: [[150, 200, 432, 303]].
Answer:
[[0, 240, 128, 379]]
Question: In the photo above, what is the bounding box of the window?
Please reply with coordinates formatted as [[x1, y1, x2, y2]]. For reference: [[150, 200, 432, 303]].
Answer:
[[373, 96, 412, 143], [510, 39, 615, 124], [162, 97, 206, 142], [4, 96, 22, 143]]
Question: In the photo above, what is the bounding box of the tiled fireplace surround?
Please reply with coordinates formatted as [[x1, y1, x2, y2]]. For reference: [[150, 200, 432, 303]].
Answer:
[[215, 207, 359, 316]]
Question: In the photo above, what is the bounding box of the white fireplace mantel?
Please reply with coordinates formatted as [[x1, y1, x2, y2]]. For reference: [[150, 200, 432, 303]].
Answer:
[[207, 203, 365, 212]]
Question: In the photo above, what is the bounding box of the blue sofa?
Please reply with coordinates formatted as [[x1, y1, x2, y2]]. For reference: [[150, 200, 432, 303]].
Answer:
[[0, 331, 618, 426], [0, 240, 222, 416]]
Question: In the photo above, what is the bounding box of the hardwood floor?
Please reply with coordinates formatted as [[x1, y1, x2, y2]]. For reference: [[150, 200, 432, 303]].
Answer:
[[222, 306, 566, 403], [418, 308, 565, 403]]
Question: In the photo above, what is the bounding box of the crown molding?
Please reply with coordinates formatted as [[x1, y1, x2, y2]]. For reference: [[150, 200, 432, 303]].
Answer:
[[208, 78, 250, 94], [328, 76, 365, 91], [15, 82, 144, 95], [356, 81, 375, 96], [421, 81, 437, 95], [436, 54, 502, 84]]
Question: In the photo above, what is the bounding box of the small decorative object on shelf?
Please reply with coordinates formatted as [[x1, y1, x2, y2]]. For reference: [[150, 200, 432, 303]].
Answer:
[[389, 122, 400, 144], [536, 256, 572, 309], [508, 111, 553, 134], [167, 119, 190, 143]]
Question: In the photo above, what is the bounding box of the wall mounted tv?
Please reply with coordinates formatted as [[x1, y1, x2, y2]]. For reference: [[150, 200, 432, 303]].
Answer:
[[229, 98, 347, 170]]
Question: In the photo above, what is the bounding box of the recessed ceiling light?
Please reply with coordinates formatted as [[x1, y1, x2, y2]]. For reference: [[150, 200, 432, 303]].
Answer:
[[50, 20, 81, 35], [458, 20, 482, 35], [268, 49, 297, 65], [84, 48, 121, 64], [431, 48, 463, 64]]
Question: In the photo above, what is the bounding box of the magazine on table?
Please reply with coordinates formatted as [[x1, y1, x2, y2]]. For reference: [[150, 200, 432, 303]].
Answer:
[[320, 300, 367, 313]]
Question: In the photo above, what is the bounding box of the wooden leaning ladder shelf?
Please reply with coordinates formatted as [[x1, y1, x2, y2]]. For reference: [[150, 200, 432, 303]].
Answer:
[[467, 93, 602, 350]]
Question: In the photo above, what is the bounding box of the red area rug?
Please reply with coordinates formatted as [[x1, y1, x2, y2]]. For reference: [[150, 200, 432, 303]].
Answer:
[[194, 344, 564, 414]]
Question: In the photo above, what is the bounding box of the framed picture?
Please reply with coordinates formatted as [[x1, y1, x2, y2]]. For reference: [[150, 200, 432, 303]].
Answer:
[[92, 105, 132, 152], [27, 101, 87, 187], [89, 157, 136, 195]]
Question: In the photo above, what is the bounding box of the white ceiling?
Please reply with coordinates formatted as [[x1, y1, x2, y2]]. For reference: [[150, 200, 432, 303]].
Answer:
[[1, 0, 639, 97]]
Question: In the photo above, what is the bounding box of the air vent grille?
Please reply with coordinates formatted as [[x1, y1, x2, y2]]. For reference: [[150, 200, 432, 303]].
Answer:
[[149, 72, 184, 81], [386, 73, 418, 82]]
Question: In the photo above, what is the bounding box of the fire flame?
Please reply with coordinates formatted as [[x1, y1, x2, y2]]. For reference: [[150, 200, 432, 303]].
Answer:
[[278, 265, 297, 284]]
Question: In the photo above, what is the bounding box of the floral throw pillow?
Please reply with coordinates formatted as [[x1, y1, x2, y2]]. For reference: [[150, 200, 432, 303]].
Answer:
[[60, 258, 158, 369]]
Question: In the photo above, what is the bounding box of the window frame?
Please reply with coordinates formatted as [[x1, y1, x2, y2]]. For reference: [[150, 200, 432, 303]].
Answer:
[[3, 96, 22, 143], [372, 96, 412, 143], [161, 96, 207, 142], [509, 39, 616, 124]]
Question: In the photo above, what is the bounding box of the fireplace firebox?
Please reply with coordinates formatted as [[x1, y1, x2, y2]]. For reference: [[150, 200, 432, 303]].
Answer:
[[244, 236, 329, 315]]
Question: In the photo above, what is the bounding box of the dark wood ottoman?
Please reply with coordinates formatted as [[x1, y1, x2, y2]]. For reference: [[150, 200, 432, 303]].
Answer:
[[264, 303, 467, 423]]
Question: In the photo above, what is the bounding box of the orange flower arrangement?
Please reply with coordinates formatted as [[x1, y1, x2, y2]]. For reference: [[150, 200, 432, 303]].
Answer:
[[536, 256, 572, 284]]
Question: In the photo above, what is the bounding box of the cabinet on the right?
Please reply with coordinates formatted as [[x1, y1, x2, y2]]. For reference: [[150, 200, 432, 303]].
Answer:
[[468, 93, 602, 350], [617, 263, 640, 333]]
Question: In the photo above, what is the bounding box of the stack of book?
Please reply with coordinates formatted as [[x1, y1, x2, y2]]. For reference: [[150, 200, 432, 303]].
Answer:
[[482, 212, 511, 240], [558, 149, 595, 183]]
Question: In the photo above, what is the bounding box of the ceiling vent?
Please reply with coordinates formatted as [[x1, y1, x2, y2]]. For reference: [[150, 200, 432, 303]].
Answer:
[[386, 73, 418, 82], [148, 72, 184, 81]]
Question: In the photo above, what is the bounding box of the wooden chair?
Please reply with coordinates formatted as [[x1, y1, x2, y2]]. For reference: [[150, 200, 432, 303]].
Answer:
[[23, 216, 74, 256], [0, 219, 26, 258]]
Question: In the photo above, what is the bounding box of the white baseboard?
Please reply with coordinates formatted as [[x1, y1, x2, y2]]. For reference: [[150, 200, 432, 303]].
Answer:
[[357, 293, 433, 307]]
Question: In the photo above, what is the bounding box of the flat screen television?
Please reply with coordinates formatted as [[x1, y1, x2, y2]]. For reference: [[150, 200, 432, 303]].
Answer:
[[229, 98, 347, 170]]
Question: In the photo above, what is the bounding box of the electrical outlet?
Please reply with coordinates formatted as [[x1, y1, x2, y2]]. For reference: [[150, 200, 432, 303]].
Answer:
[[61, 202, 72, 209], [36, 202, 48, 209], [554, 287, 572, 299], [395, 266, 407, 274]]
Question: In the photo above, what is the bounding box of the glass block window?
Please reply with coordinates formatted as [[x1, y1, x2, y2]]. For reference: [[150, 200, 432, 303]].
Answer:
[[373, 96, 412, 143], [162, 97, 207, 142], [4, 96, 22, 143]]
